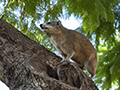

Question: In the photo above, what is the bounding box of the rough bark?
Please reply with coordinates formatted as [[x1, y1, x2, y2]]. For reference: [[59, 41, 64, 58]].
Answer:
[[0, 19, 98, 90]]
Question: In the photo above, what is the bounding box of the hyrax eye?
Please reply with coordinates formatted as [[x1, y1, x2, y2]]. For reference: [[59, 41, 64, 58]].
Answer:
[[47, 22, 51, 24]]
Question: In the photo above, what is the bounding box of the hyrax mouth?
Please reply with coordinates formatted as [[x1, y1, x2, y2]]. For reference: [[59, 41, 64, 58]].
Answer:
[[40, 24, 48, 29]]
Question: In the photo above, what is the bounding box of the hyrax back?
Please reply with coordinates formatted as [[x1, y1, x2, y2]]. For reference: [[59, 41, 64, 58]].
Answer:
[[40, 21, 97, 78]]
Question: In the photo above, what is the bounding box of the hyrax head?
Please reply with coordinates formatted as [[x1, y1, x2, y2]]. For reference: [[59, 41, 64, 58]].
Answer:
[[40, 21, 62, 35]]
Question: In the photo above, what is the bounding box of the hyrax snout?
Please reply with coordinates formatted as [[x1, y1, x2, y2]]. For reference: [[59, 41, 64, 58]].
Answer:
[[40, 21, 97, 78]]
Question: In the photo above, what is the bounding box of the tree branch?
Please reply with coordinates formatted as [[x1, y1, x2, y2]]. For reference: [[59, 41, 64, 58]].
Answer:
[[0, 19, 98, 90]]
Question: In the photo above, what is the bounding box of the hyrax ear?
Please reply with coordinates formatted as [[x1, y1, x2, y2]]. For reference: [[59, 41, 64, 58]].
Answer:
[[57, 21, 61, 26]]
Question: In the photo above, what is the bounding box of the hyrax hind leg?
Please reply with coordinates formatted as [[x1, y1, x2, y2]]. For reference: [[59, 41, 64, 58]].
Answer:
[[84, 56, 97, 78]]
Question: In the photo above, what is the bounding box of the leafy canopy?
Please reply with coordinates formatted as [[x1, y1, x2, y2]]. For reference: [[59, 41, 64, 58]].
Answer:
[[0, 0, 120, 89]]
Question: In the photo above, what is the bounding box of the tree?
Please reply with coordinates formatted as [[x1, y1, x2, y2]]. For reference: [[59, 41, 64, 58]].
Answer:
[[0, 19, 98, 90], [0, 0, 120, 89]]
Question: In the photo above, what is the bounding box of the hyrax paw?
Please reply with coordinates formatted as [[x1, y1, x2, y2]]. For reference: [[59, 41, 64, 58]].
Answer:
[[60, 59, 70, 64]]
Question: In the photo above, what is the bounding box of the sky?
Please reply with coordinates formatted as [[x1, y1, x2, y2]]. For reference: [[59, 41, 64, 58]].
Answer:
[[59, 15, 82, 29], [0, 15, 81, 90]]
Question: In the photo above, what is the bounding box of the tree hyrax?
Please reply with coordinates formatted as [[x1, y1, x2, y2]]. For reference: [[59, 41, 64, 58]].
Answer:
[[40, 21, 97, 78]]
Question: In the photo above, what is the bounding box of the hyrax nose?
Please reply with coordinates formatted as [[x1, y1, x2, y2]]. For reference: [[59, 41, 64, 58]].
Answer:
[[40, 24, 43, 28]]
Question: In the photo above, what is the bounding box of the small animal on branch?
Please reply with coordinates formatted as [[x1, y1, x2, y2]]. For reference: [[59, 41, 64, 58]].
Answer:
[[40, 21, 97, 78]]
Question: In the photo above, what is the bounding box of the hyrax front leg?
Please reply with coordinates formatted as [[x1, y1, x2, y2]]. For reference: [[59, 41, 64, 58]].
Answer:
[[56, 47, 67, 60], [60, 51, 75, 63]]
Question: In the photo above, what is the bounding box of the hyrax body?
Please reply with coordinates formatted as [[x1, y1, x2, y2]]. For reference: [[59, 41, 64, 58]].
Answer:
[[40, 21, 97, 78]]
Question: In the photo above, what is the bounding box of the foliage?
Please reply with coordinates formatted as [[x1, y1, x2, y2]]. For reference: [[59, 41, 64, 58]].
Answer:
[[0, 0, 120, 89], [0, 0, 63, 51], [59, 0, 118, 33]]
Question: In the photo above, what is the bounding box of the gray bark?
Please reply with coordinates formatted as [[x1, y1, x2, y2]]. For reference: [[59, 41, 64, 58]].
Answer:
[[0, 19, 98, 90]]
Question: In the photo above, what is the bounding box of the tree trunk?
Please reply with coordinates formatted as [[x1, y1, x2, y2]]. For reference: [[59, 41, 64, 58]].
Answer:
[[0, 19, 98, 90]]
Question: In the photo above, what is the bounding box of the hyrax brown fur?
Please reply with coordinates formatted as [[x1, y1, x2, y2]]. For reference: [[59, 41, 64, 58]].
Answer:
[[40, 21, 97, 78]]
